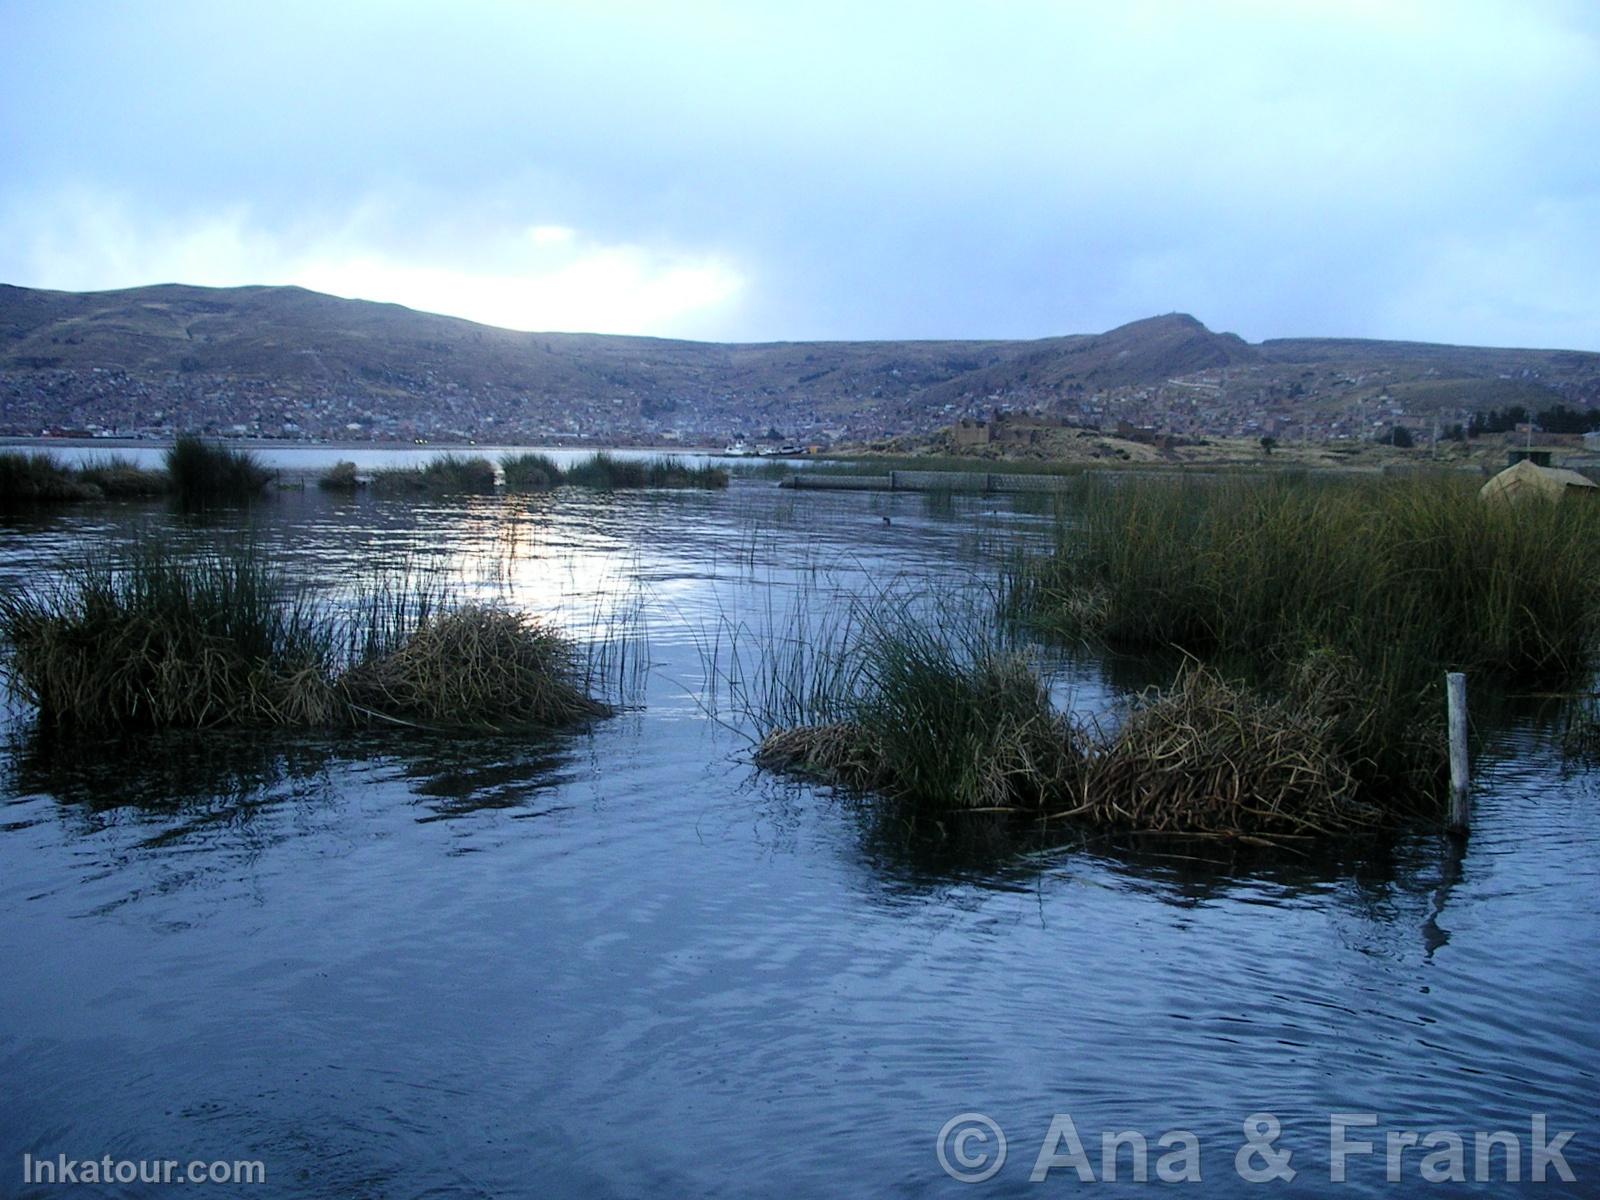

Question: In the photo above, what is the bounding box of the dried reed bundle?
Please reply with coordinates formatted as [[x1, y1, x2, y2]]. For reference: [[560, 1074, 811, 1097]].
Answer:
[[1082, 667, 1380, 838], [340, 605, 610, 729]]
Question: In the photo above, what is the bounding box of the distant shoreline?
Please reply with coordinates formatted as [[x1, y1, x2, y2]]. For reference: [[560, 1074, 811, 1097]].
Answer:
[[0, 436, 728, 454]]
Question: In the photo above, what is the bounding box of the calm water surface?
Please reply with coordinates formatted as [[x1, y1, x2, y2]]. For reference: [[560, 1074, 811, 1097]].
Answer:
[[1, 466, 1596, 1197]]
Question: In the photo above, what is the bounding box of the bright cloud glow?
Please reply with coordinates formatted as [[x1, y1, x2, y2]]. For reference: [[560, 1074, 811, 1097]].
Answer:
[[0, 191, 744, 337]]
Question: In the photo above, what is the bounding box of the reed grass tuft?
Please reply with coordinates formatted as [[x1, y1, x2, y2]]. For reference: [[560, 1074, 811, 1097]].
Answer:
[[0, 540, 338, 728], [0, 539, 611, 733], [756, 631, 1080, 813], [341, 605, 611, 729], [165, 435, 274, 505], [371, 453, 497, 495], [318, 460, 361, 491], [1085, 665, 1381, 839], [500, 452, 563, 492]]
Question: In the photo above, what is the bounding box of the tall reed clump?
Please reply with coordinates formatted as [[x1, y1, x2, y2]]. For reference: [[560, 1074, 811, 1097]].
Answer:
[[0, 540, 340, 728], [501, 452, 564, 492], [165, 435, 274, 504], [371, 453, 497, 495], [0, 539, 610, 732], [1011, 473, 1600, 804], [754, 615, 1081, 815]]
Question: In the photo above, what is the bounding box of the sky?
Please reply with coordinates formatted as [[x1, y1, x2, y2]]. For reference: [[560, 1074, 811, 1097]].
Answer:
[[2, 0, 1599, 349]]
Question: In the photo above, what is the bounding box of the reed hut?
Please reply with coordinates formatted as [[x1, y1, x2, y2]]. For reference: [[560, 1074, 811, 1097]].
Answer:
[[1479, 458, 1598, 504]]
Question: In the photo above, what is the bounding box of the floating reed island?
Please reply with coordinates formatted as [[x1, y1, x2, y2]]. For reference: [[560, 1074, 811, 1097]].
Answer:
[[753, 473, 1600, 846], [0, 540, 611, 732]]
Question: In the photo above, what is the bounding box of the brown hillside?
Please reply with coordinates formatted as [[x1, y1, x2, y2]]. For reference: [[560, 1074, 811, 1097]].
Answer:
[[2, 282, 1597, 442]]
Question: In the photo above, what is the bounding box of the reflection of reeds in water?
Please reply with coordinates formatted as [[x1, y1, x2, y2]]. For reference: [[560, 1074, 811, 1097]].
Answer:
[[1564, 697, 1600, 759], [6, 726, 339, 816], [4, 723, 584, 879], [0, 536, 626, 733]]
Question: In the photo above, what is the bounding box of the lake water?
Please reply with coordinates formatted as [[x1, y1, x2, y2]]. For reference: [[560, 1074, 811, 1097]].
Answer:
[[1, 456, 1596, 1197]]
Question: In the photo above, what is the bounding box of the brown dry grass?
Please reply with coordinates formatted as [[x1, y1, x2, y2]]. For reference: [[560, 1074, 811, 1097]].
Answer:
[[340, 605, 611, 730], [1080, 667, 1380, 840], [755, 665, 1389, 844]]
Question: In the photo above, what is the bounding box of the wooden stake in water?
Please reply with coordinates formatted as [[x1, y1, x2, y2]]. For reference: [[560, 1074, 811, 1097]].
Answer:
[[1447, 672, 1470, 834]]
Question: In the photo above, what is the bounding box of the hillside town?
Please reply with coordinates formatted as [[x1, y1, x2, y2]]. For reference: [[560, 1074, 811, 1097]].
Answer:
[[6, 359, 1598, 453]]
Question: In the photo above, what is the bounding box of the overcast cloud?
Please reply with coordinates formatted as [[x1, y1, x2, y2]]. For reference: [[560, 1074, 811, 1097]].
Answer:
[[2, 0, 1598, 348]]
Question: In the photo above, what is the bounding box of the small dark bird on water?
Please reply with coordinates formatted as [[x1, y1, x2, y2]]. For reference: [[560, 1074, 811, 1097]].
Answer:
[[882, 516, 892, 526]]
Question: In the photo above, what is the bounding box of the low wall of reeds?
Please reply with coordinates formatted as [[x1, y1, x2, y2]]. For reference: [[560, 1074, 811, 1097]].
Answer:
[[2, 438, 274, 506], [4, 445, 733, 504], [1, 452, 168, 502], [502, 451, 729, 491], [370, 454, 498, 495]]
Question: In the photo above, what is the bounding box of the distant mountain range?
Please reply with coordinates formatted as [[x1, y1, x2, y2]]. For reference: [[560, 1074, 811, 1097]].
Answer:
[[2, 282, 1597, 444]]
